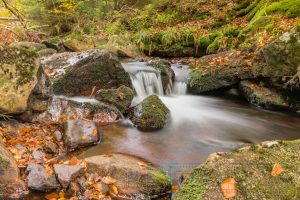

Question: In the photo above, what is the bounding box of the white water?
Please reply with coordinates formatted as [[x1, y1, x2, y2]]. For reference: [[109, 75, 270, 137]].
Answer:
[[171, 63, 189, 95]]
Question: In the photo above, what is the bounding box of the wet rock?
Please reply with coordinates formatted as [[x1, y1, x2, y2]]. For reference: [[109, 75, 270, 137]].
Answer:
[[147, 59, 175, 92], [130, 95, 170, 130], [37, 48, 57, 57], [85, 153, 171, 198], [10, 41, 47, 51], [95, 85, 134, 113], [33, 96, 121, 124], [63, 120, 100, 151], [42, 49, 132, 96], [32, 150, 45, 160], [0, 137, 26, 198], [53, 164, 85, 189], [176, 140, 300, 200], [27, 164, 60, 192], [44, 141, 58, 154], [239, 80, 289, 110]]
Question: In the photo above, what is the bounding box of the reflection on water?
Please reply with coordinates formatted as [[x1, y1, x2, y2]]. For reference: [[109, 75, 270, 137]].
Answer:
[[79, 95, 300, 181]]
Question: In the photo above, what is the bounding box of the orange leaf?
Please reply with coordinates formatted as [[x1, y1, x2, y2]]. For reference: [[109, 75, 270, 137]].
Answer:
[[172, 185, 179, 192], [59, 191, 65, 198], [109, 184, 118, 196], [45, 192, 59, 200], [70, 156, 79, 165], [102, 176, 117, 185], [82, 135, 87, 140], [271, 164, 284, 177], [92, 129, 97, 135], [221, 178, 237, 199]]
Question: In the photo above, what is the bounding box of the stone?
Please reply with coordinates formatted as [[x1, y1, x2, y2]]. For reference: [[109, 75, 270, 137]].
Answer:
[[41, 49, 132, 96], [10, 42, 47, 51], [63, 120, 100, 151], [63, 39, 95, 52], [53, 164, 85, 189], [44, 141, 58, 154], [85, 153, 171, 198], [54, 130, 63, 141], [0, 137, 26, 198], [32, 150, 45, 160], [239, 80, 289, 110], [27, 164, 60, 192], [130, 95, 170, 130], [176, 140, 300, 200], [33, 96, 121, 124], [37, 48, 57, 57], [95, 85, 134, 113]]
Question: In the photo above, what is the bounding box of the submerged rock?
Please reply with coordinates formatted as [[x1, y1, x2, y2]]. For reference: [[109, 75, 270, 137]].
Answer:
[[95, 85, 134, 113], [130, 95, 170, 130], [0, 137, 26, 198], [0, 46, 50, 115], [27, 164, 60, 192], [42, 49, 132, 96], [63, 120, 100, 151], [239, 80, 289, 110], [176, 140, 300, 200], [85, 153, 172, 198], [33, 96, 121, 124], [53, 164, 85, 189]]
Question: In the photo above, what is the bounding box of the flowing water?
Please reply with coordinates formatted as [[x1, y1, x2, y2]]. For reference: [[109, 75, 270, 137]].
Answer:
[[80, 61, 300, 181]]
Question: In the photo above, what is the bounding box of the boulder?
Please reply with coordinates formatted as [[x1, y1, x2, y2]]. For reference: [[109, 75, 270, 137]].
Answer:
[[176, 140, 300, 200], [130, 95, 170, 130], [63, 39, 95, 52], [85, 153, 172, 198], [42, 49, 132, 96], [37, 48, 57, 57], [239, 80, 289, 110], [147, 59, 175, 93], [0, 46, 52, 115], [33, 96, 121, 124], [53, 164, 85, 189], [0, 138, 26, 198], [27, 163, 60, 192], [9, 42, 47, 51], [95, 85, 134, 113], [63, 120, 100, 151], [44, 141, 58, 154]]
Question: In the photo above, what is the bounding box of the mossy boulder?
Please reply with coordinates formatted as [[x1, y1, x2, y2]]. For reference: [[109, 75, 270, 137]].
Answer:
[[63, 39, 95, 52], [50, 49, 132, 96], [239, 80, 289, 110], [95, 85, 134, 113], [85, 153, 172, 198], [147, 59, 175, 93], [9, 42, 47, 52], [0, 46, 52, 115], [130, 95, 170, 130], [37, 48, 57, 57], [176, 140, 300, 200], [0, 137, 26, 198]]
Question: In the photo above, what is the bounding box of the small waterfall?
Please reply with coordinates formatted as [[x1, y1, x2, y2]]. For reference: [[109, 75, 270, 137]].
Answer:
[[171, 63, 189, 95], [122, 62, 164, 100]]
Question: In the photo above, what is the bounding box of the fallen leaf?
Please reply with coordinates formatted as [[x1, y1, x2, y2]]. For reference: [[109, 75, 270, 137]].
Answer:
[[82, 135, 87, 140], [70, 156, 79, 165], [221, 178, 237, 199], [137, 161, 147, 169], [271, 164, 284, 177], [59, 191, 65, 198], [45, 192, 59, 200], [102, 176, 117, 184], [102, 153, 113, 158], [172, 185, 179, 192], [109, 185, 118, 196], [92, 129, 97, 135], [118, 93, 125, 101]]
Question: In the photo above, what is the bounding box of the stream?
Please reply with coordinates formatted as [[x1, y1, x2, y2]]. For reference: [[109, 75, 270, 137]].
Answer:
[[78, 61, 300, 182]]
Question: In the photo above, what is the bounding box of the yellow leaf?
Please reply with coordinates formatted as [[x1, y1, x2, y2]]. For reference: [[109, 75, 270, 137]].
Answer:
[[102, 176, 117, 185], [102, 153, 113, 158], [92, 129, 97, 135], [82, 135, 87, 140], [45, 192, 59, 200], [271, 164, 284, 177], [109, 185, 118, 196], [172, 185, 179, 192], [221, 178, 237, 199], [70, 156, 79, 165], [59, 191, 65, 198]]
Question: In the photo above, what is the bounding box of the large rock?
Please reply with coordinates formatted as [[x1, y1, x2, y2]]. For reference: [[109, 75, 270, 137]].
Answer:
[[130, 95, 170, 130], [63, 39, 95, 52], [42, 49, 132, 96], [176, 140, 300, 200], [0, 138, 26, 198], [63, 120, 100, 151], [27, 163, 60, 192], [33, 96, 121, 124], [85, 153, 172, 198], [10, 42, 47, 51], [53, 164, 85, 189], [0, 46, 52, 115], [239, 80, 289, 110], [95, 85, 134, 113]]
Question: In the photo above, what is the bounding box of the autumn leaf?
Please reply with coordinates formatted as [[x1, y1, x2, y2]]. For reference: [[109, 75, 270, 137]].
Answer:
[[70, 156, 79, 165], [82, 135, 87, 140], [45, 192, 59, 200], [102, 153, 113, 157], [172, 185, 179, 192], [271, 164, 284, 177], [109, 185, 118, 196], [221, 178, 237, 199], [102, 176, 117, 185], [92, 129, 97, 135], [59, 191, 65, 198], [137, 162, 147, 169]]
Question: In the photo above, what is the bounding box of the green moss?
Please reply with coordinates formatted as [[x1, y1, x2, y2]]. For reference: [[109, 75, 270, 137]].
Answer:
[[149, 170, 172, 185]]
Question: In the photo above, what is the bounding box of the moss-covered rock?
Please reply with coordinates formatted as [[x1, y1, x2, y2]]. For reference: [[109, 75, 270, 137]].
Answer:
[[130, 95, 169, 130], [37, 48, 57, 57], [95, 85, 134, 113], [51, 49, 132, 96], [0, 46, 52, 114], [63, 39, 95, 52], [9, 41, 47, 51], [176, 140, 300, 200], [85, 153, 172, 198], [239, 80, 289, 110]]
